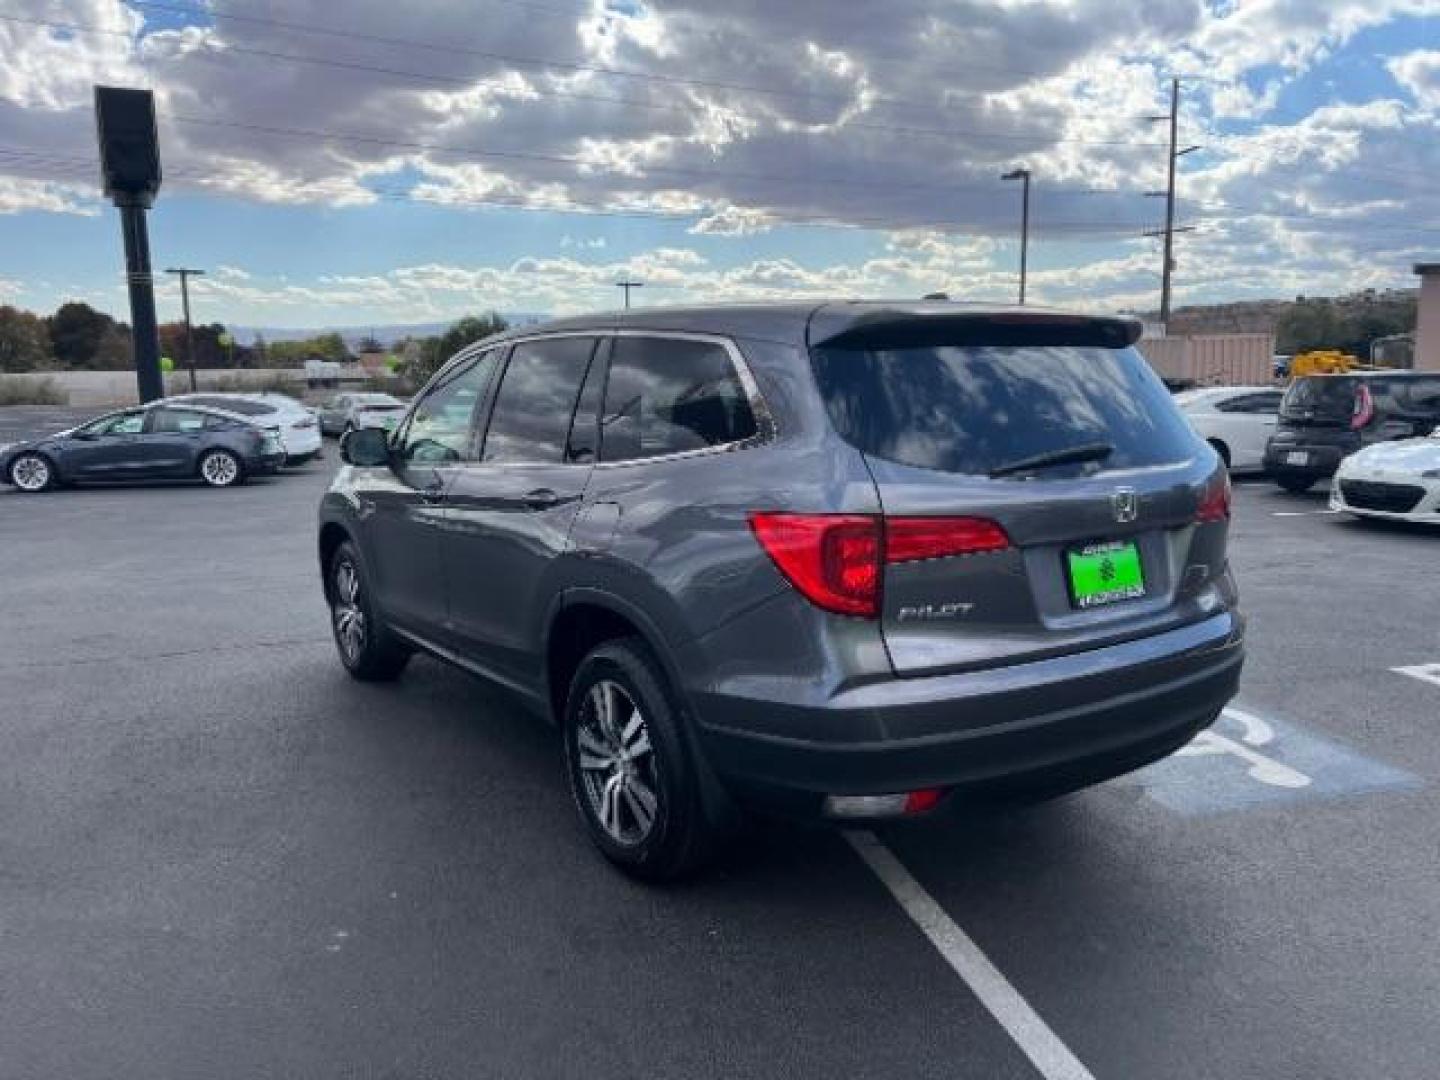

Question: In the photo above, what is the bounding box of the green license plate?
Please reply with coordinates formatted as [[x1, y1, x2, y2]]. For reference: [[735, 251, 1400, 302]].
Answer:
[[1066, 540, 1146, 609]]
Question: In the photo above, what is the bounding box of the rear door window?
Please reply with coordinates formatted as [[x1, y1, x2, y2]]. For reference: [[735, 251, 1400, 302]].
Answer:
[[600, 337, 758, 462], [810, 343, 1197, 476]]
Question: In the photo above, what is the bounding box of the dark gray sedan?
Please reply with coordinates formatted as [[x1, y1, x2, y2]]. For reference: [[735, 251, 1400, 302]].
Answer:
[[1, 401, 286, 492]]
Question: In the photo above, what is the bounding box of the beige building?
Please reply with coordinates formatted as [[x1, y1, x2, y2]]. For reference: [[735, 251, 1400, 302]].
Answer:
[[1417, 264, 1440, 372]]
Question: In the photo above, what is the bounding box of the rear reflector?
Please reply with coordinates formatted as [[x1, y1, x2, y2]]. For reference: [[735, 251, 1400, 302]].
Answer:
[[749, 513, 1011, 619], [886, 516, 1010, 563], [824, 788, 948, 819], [1196, 472, 1231, 523]]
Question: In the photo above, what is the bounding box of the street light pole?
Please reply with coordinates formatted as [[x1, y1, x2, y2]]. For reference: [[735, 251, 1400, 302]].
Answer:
[[165, 267, 205, 392], [1001, 168, 1031, 305]]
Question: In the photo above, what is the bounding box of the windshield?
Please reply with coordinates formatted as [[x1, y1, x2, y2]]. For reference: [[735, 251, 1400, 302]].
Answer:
[[810, 343, 1199, 476]]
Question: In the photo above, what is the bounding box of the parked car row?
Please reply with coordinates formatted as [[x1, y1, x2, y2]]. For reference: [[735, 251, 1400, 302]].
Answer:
[[2, 395, 298, 492], [1178, 373, 1440, 526]]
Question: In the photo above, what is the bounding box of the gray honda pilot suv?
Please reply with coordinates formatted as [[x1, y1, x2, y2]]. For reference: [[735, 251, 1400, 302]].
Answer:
[[319, 301, 1244, 879]]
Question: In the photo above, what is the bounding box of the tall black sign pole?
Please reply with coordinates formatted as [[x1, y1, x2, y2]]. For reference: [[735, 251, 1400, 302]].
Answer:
[[94, 87, 164, 403]]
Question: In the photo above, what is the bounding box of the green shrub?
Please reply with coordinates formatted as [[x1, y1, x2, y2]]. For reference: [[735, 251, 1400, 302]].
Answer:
[[0, 376, 69, 406]]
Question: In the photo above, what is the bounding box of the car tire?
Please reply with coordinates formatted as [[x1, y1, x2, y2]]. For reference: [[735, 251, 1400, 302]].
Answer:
[[563, 638, 719, 881], [327, 541, 411, 681], [198, 449, 245, 488], [1276, 475, 1314, 494], [8, 452, 57, 493]]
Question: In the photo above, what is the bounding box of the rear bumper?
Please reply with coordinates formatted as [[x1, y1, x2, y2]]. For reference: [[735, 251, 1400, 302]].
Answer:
[[1264, 436, 1358, 479], [249, 450, 286, 474], [693, 612, 1243, 808]]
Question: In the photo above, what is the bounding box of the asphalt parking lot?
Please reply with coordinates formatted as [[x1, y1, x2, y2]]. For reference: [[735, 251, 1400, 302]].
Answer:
[[3, 445, 1438, 1079]]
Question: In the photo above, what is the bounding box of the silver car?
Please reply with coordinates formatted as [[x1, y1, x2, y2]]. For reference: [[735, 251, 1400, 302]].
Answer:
[[316, 392, 407, 437]]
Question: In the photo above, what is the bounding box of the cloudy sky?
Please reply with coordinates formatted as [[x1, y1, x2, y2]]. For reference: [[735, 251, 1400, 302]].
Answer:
[[0, 0, 1437, 327]]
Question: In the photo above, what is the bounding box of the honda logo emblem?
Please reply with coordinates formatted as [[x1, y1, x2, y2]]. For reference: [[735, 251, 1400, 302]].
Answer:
[[1111, 488, 1139, 523]]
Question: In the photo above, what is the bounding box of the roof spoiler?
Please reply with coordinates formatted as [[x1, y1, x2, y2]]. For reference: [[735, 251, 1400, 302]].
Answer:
[[810, 309, 1143, 350]]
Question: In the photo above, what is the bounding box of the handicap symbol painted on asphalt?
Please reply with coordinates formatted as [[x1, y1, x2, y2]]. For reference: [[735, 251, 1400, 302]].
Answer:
[[1126, 706, 1420, 816]]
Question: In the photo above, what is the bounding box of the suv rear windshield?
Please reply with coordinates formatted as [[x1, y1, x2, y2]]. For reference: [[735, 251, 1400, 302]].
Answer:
[[1280, 377, 1356, 421], [810, 343, 1197, 476]]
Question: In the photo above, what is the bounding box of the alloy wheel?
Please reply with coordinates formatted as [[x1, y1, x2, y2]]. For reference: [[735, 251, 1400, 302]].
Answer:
[[332, 558, 367, 663], [201, 452, 239, 486], [576, 679, 661, 846], [10, 455, 50, 492]]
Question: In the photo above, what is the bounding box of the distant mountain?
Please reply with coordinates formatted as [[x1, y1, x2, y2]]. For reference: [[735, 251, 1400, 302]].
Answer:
[[227, 315, 548, 348]]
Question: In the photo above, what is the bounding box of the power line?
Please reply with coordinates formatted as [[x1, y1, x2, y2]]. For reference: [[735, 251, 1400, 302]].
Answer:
[[125, 0, 1164, 123], [0, 13, 1172, 150], [0, 144, 1164, 236], [165, 114, 1152, 199]]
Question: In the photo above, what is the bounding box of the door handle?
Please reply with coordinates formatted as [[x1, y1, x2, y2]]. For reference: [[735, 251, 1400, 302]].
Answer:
[[521, 487, 561, 510], [420, 474, 446, 503]]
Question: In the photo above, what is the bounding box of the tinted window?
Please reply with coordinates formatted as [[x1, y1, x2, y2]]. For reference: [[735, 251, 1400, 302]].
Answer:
[[1374, 377, 1440, 415], [482, 338, 596, 464], [399, 351, 498, 465], [601, 337, 758, 462], [150, 408, 209, 433], [1216, 392, 1281, 414], [79, 411, 144, 436], [811, 344, 1197, 476]]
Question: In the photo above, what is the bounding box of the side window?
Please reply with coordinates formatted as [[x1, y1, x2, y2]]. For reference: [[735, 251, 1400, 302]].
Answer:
[[482, 337, 597, 464], [398, 351, 498, 466], [1393, 378, 1440, 414], [149, 408, 208, 434], [83, 411, 144, 436], [600, 337, 758, 462]]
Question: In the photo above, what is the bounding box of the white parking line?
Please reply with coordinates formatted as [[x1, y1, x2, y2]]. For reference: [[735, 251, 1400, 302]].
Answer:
[[1272, 509, 1340, 517], [1393, 663, 1440, 688], [846, 831, 1096, 1080]]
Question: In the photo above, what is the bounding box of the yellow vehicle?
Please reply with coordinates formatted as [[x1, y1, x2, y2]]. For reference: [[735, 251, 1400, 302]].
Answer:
[[1289, 350, 1361, 377]]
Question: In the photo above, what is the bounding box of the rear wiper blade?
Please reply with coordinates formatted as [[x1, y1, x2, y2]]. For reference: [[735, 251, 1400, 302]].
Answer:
[[988, 441, 1114, 478]]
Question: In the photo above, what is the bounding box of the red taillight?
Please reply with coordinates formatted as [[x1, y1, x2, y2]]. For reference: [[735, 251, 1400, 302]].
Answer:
[[748, 513, 880, 617], [748, 512, 1010, 618], [1351, 383, 1375, 430], [887, 516, 1011, 563], [1196, 472, 1231, 523], [903, 788, 947, 814]]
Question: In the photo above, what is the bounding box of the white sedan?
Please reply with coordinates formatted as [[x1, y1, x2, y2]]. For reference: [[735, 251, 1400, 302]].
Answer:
[[1330, 434, 1440, 523], [167, 392, 323, 464], [1175, 386, 1284, 473]]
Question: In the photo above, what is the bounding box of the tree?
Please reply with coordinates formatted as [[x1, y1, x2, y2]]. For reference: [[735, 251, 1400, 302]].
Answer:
[[407, 313, 508, 385], [0, 305, 52, 372], [48, 302, 120, 369]]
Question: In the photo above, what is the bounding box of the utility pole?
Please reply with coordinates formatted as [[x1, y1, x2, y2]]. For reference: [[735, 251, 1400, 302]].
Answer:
[[1001, 167, 1031, 305], [1145, 78, 1200, 329], [165, 267, 205, 392], [615, 279, 643, 309]]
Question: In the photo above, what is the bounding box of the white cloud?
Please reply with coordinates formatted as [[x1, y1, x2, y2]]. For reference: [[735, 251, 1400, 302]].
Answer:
[[0, 0, 1434, 307], [1389, 49, 1440, 109]]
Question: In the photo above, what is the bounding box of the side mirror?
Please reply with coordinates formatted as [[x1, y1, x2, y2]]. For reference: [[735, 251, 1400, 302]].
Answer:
[[340, 426, 391, 467]]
